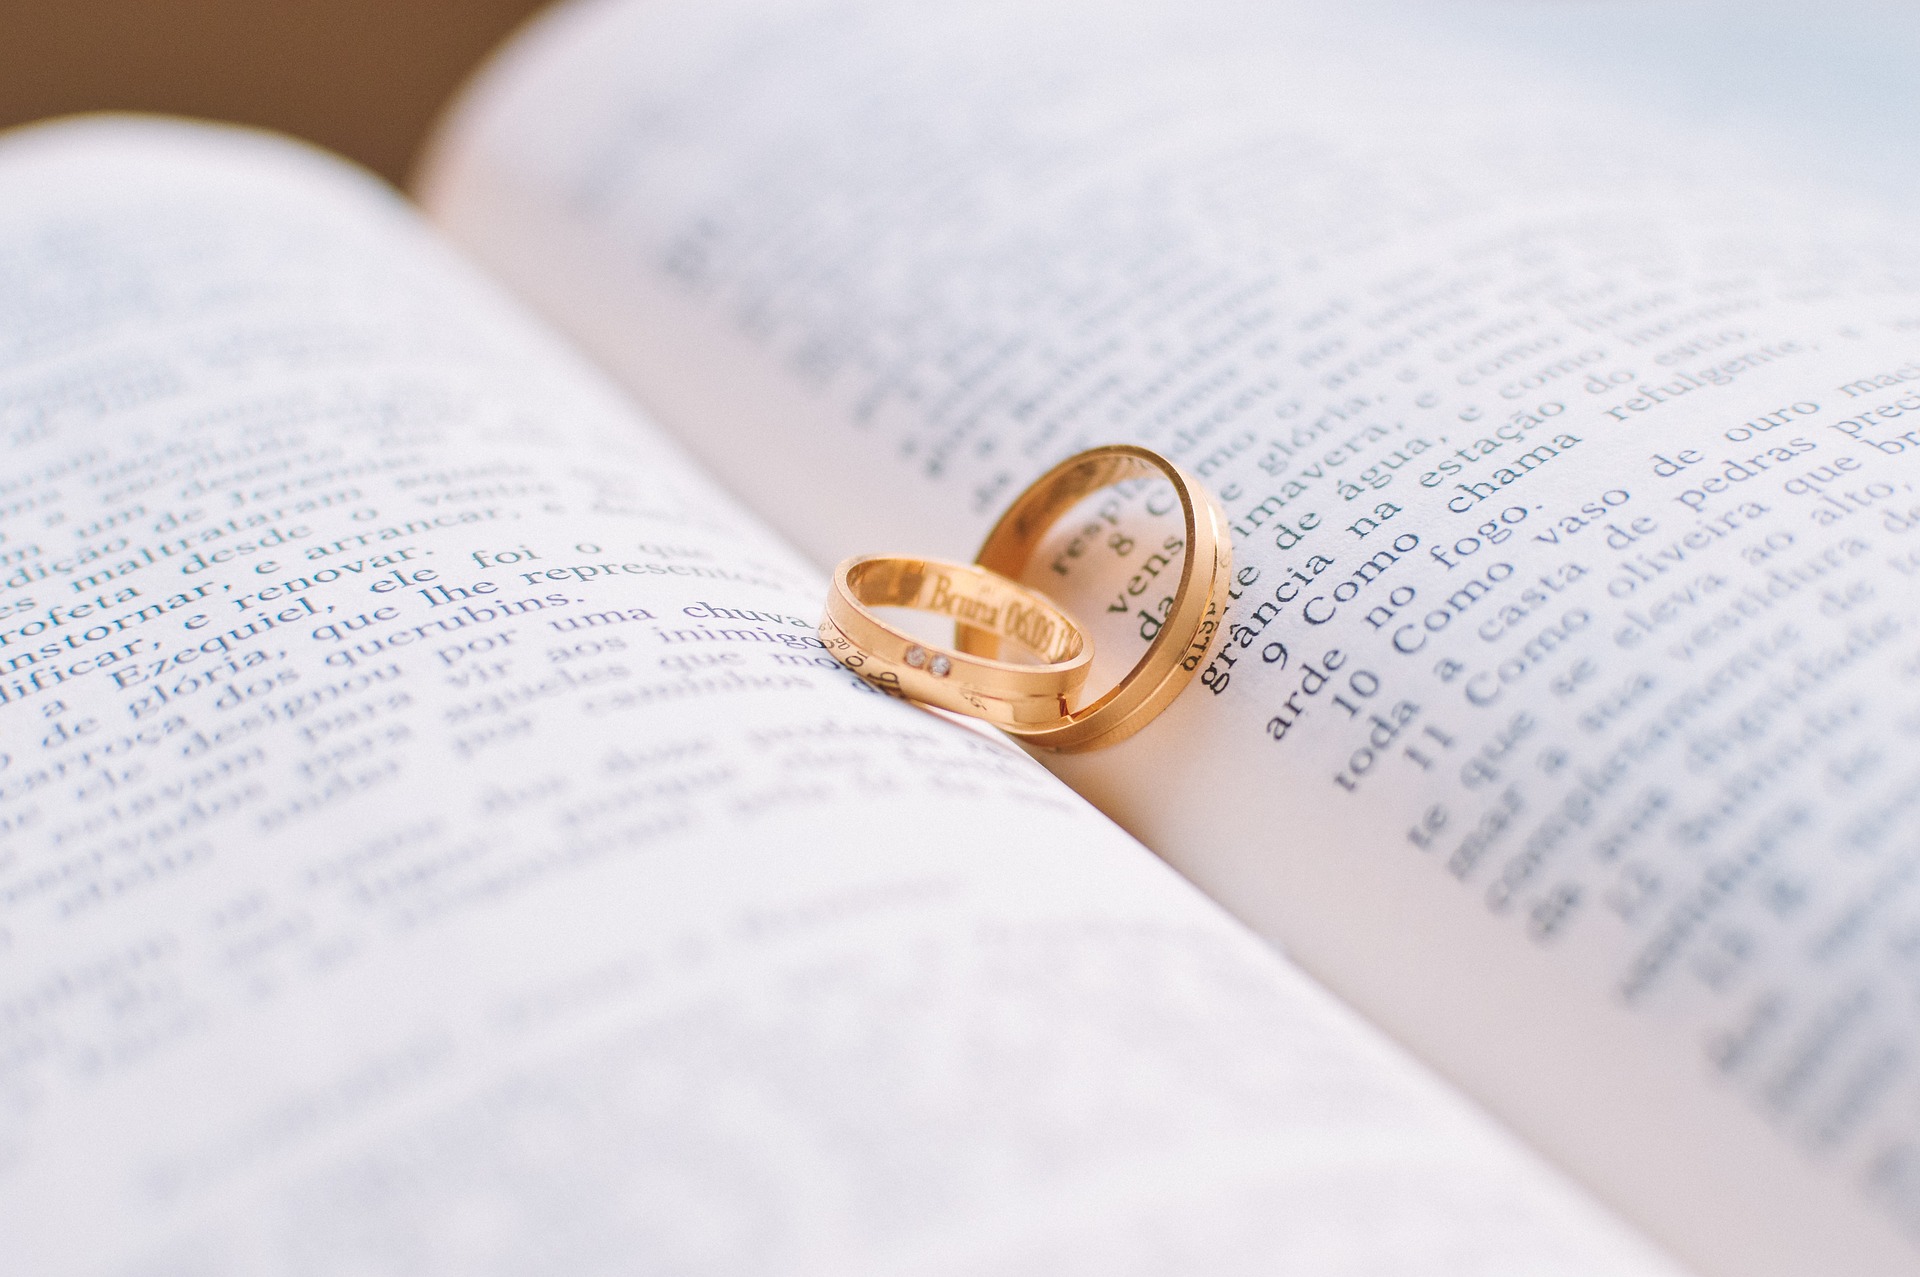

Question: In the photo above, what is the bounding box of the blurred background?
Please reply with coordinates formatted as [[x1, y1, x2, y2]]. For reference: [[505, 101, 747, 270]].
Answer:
[[0, 0, 551, 185], [0, 0, 1916, 199]]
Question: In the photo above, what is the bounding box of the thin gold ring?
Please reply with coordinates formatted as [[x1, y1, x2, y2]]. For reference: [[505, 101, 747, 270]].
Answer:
[[820, 555, 1093, 726], [957, 444, 1231, 752]]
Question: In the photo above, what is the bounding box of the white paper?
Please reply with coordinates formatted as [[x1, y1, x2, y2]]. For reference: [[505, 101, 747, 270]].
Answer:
[[0, 117, 1673, 1275], [422, 3, 1920, 1272]]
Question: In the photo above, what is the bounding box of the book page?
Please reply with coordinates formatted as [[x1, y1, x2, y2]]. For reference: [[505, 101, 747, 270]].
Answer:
[[0, 119, 1673, 1275], [422, 1, 1920, 1273]]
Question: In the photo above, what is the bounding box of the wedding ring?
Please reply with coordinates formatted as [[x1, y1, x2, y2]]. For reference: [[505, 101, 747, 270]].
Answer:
[[958, 444, 1231, 752], [820, 555, 1093, 725]]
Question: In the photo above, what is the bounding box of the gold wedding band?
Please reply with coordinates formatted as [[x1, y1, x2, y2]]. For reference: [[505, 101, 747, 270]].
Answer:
[[820, 555, 1093, 725], [958, 444, 1231, 752]]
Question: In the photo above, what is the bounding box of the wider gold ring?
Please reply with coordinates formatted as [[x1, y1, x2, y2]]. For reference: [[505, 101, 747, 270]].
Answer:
[[820, 555, 1092, 726], [958, 444, 1231, 752]]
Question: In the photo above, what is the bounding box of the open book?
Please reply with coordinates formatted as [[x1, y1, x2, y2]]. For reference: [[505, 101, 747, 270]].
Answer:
[[5, 0, 1919, 1272]]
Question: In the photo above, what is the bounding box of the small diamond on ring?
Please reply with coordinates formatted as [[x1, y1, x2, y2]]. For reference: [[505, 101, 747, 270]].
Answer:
[[905, 645, 928, 668], [929, 654, 952, 677]]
